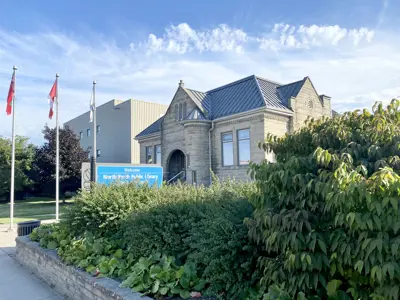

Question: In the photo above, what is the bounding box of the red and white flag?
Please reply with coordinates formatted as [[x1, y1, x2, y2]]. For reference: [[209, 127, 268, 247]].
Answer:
[[6, 72, 15, 115], [48, 80, 57, 119]]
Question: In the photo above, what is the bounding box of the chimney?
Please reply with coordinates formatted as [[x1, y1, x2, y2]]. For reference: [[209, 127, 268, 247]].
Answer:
[[178, 79, 184, 88]]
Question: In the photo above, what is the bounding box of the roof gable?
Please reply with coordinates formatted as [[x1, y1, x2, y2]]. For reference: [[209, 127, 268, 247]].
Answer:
[[277, 78, 306, 105], [136, 116, 163, 138]]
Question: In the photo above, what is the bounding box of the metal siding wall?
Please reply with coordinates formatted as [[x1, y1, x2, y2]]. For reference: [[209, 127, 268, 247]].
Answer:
[[130, 100, 167, 164]]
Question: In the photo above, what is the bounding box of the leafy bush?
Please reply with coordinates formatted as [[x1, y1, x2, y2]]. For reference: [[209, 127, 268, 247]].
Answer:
[[121, 253, 203, 299], [122, 179, 260, 299], [247, 100, 400, 299], [62, 182, 157, 236]]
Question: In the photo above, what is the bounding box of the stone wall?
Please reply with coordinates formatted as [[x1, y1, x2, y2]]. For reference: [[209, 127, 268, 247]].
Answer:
[[15, 236, 151, 300], [211, 112, 265, 181]]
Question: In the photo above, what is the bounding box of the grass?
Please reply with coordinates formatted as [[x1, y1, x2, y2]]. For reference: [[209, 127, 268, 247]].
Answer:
[[0, 197, 74, 224]]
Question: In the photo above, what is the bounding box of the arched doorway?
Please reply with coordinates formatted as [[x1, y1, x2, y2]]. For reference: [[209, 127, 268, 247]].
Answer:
[[167, 150, 186, 183]]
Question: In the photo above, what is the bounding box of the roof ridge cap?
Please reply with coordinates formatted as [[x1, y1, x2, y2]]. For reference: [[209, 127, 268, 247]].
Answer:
[[255, 75, 282, 86], [206, 75, 255, 93], [253, 75, 268, 107]]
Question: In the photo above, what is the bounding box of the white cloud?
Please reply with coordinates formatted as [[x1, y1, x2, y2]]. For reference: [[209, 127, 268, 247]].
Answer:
[[132, 23, 248, 54], [259, 24, 375, 50], [0, 22, 398, 145]]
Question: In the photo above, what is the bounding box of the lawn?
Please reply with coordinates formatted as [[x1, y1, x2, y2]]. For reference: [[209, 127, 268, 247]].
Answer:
[[0, 197, 74, 224]]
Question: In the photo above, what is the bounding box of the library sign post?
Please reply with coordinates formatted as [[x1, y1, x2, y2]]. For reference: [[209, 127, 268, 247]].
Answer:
[[81, 163, 163, 190]]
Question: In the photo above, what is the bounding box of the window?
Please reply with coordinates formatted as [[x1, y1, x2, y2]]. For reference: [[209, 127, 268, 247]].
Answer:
[[179, 103, 183, 120], [192, 170, 197, 186], [222, 132, 234, 166], [155, 145, 161, 164], [237, 129, 250, 165], [79, 131, 83, 140], [96, 149, 101, 157], [146, 146, 153, 164], [87, 129, 91, 137], [96, 125, 100, 134], [175, 104, 179, 121], [183, 102, 187, 119]]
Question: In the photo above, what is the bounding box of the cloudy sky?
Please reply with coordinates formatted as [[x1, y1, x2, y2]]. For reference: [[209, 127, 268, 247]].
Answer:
[[0, 0, 399, 144]]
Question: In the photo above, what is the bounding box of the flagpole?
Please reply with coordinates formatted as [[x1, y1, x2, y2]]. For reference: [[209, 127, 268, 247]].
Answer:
[[55, 73, 60, 221], [8, 66, 17, 231], [92, 80, 97, 182]]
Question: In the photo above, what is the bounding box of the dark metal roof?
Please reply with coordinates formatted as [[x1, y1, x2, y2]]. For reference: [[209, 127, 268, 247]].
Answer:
[[184, 108, 207, 120], [185, 88, 212, 112], [277, 78, 306, 106], [136, 116, 164, 138], [137, 75, 314, 138], [207, 75, 265, 119]]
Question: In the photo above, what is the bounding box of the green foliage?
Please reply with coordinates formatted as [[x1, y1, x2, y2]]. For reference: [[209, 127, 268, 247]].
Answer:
[[248, 99, 400, 299], [62, 182, 157, 236], [31, 125, 89, 195], [122, 179, 259, 299], [0, 136, 35, 195], [121, 253, 202, 299]]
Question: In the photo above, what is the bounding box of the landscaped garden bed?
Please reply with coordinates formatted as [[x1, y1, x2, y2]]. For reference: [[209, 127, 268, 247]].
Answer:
[[27, 100, 400, 300]]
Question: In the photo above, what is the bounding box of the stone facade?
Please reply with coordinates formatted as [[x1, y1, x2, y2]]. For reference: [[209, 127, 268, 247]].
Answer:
[[16, 236, 152, 300], [136, 76, 332, 186]]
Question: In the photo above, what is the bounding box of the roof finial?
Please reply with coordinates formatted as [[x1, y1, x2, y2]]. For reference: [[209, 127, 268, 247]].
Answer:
[[179, 79, 184, 87]]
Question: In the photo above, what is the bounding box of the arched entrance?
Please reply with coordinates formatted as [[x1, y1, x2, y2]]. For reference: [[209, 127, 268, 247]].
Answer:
[[167, 150, 186, 183]]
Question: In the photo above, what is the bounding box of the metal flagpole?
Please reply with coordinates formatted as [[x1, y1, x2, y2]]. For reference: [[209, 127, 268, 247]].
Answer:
[[92, 81, 97, 182], [55, 73, 60, 221], [8, 66, 17, 231]]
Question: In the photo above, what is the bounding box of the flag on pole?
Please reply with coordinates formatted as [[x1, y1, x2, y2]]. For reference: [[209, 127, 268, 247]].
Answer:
[[89, 91, 95, 122], [6, 72, 15, 115], [48, 80, 57, 119]]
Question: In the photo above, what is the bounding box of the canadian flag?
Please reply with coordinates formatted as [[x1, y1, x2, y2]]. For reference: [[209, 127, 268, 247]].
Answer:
[[48, 80, 57, 119]]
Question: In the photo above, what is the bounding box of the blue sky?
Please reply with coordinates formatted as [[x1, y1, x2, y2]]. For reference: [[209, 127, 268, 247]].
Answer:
[[0, 0, 399, 144]]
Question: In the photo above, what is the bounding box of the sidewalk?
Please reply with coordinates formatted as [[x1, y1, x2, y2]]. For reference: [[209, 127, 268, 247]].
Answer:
[[0, 223, 63, 300]]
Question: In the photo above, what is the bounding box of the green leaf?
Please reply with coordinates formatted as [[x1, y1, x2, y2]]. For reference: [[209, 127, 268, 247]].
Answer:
[[354, 260, 364, 273], [47, 241, 58, 250], [306, 255, 312, 266], [159, 287, 169, 295], [327, 279, 342, 297], [318, 239, 327, 255], [391, 197, 398, 212], [114, 249, 123, 259], [180, 290, 191, 299], [151, 279, 160, 294], [176, 266, 185, 279], [179, 277, 190, 289], [132, 284, 145, 292]]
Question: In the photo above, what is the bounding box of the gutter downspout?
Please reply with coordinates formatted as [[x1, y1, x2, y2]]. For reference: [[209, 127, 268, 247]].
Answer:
[[208, 120, 214, 185]]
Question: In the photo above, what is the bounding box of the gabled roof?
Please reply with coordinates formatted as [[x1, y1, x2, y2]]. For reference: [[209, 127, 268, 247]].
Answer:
[[136, 116, 164, 138], [136, 74, 324, 139]]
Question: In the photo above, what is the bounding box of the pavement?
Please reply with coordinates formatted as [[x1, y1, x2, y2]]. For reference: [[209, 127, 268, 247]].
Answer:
[[0, 222, 63, 300]]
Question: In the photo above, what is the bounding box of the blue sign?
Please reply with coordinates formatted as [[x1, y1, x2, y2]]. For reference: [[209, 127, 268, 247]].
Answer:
[[96, 165, 163, 188]]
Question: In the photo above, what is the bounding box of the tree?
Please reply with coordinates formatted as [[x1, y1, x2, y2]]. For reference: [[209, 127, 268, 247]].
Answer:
[[32, 125, 89, 197], [247, 99, 400, 299], [0, 136, 35, 197]]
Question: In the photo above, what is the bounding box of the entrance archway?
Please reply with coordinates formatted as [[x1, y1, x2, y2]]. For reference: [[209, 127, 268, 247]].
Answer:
[[167, 150, 186, 183]]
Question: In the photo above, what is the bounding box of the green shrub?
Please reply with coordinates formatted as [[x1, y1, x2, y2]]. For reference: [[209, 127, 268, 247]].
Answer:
[[62, 182, 157, 236], [122, 180, 260, 299], [247, 100, 400, 299]]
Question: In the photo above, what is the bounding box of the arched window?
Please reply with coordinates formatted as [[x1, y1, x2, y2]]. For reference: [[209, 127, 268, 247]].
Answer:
[[183, 102, 187, 119], [175, 104, 179, 121], [179, 103, 183, 120]]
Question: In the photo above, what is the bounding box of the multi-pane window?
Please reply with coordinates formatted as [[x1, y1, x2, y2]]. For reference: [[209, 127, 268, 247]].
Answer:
[[222, 132, 234, 166], [183, 102, 187, 119], [155, 145, 161, 164], [79, 131, 83, 140], [87, 129, 91, 137], [179, 103, 183, 120], [146, 146, 153, 164], [237, 129, 250, 165], [96, 149, 101, 157], [96, 125, 100, 134]]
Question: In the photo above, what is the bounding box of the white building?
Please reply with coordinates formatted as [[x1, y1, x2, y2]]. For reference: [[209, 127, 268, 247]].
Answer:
[[65, 99, 168, 164]]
